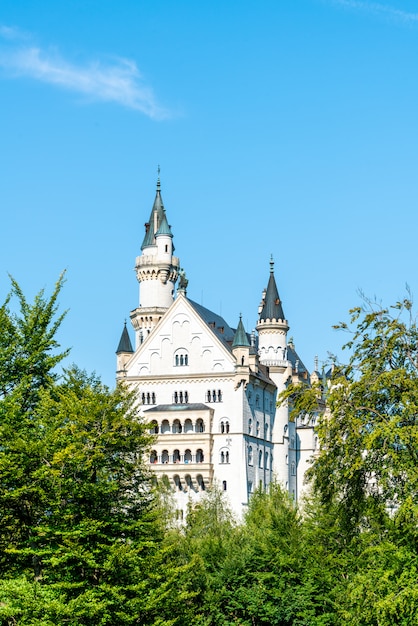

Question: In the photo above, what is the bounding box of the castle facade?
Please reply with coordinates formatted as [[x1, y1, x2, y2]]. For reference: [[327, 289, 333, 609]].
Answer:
[[116, 178, 317, 518]]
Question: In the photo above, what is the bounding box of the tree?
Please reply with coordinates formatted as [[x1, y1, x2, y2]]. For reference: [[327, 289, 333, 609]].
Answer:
[[0, 278, 167, 624], [280, 294, 418, 625], [0, 274, 69, 574], [283, 295, 418, 529]]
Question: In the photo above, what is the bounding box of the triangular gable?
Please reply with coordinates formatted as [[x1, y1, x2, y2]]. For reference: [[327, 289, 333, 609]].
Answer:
[[125, 294, 236, 378]]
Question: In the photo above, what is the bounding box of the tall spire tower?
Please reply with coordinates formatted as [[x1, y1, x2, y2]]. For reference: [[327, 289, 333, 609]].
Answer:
[[256, 257, 289, 365], [130, 175, 180, 347], [256, 258, 292, 487]]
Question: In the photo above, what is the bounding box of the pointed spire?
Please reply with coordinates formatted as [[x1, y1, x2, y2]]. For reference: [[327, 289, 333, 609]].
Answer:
[[259, 257, 285, 321], [116, 321, 134, 354], [141, 170, 167, 249], [232, 315, 250, 348], [156, 211, 173, 237]]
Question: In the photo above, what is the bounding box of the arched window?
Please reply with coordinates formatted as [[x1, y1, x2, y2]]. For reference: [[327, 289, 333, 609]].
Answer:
[[196, 419, 204, 433], [173, 449, 180, 463], [217, 389, 222, 402], [149, 450, 158, 464], [174, 350, 189, 367], [248, 446, 253, 465], [149, 421, 159, 434], [212, 390, 217, 402], [161, 450, 169, 464], [291, 461, 296, 476], [248, 418, 252, 435], [256, 421, 260, 437], [264, 423, 268, 440], [184, 449, 192, 463], [259, 450, 263, 468], [223, 480, 227, 491], [220, 419, 230, 434], [220, 448, 229, 464], [152, 392, 156, 404], [161, 419, 170, 434], [265, 450, 269, 470], [196, 449, 204, 463], [184, 419, 193, 433], [197, 474, 205, 491], [173, 419, 182, 433], [206, 390, 211, 402]]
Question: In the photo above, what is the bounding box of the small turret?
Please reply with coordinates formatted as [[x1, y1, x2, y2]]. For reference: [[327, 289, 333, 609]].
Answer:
[[116, 321, 134, 378], [232, 315, 250, 388], [256, 257, 289, 367]]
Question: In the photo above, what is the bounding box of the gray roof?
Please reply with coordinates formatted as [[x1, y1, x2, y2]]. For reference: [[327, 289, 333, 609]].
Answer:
[[144, 403, 211, 413], [232, 316, 250, 348], [141, 178, 168, 250], [116, 322, 134, 354], [259, 261, 285, 322], [156, 211, 173, 237], [187, 299, 236, 344]]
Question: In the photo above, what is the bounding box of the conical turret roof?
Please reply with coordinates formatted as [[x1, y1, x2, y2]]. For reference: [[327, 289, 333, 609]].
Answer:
[[141, 177, 168, 249], [232, 315, 250, 348], [259, 258, 285, 321], [156, 211, 173, 237], [116, 322, 134, 354]]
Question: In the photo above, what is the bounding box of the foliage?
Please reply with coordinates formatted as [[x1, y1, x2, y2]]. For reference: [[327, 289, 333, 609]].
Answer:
[[1, 279, 417, 625], [282, 295, 418, 530]]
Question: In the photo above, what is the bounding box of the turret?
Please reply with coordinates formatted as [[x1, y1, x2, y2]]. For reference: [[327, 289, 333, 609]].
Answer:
[[232, 315, 251, 388], [256, 257, 289, 366], [116, 321, 134, 378], [130, 176, 180, 347], [256, 258, 292, 488]]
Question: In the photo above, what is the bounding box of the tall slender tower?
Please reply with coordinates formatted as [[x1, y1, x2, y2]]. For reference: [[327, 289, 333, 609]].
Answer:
[[130, 176, 180, 347], [256, 258, 292, 488]]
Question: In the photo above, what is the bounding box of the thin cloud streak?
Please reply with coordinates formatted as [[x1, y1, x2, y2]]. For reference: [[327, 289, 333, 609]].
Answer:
[[0, 32, 169, 119], [332, 0, 418, 23]]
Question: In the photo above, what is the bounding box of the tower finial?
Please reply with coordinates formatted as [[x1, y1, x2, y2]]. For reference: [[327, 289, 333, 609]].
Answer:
[[157, 165, 161, 189], [270, 254, 274, 274]]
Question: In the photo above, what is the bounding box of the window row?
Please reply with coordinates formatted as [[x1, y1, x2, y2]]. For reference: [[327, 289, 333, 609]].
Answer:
[[149, 418, 231, 435], [142, 392, 156, 405], [140, 389, 225, 406], [206, 389, 223, 403], [150, 449, 205, 464], [156, 473, 206, 493], [248, 419, 271, 439], [248, 446, 273, 470], [247, 390, 274, 412], [149, 418, 205, 434]]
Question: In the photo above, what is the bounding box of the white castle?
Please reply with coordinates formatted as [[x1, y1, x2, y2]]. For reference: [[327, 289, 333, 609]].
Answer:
[[116, 177, 318, 519]]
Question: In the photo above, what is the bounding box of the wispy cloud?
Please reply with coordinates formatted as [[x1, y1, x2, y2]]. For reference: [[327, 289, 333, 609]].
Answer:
[[0, 26, 169, 119], [331, 0, 418, 23]]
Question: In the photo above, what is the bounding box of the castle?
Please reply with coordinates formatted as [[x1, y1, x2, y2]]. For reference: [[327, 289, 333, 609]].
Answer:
[[116, 177, 318, 519]]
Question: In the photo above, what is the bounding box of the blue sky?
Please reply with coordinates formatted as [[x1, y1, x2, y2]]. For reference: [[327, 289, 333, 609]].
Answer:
[[1, 0, 418, 386]]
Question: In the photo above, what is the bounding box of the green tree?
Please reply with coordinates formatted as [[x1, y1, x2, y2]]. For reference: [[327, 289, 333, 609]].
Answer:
[[0, 275, 68, 574], [283, 295, 418, 530], [0, 278, 171, 624], [280, 294, 418, 624]]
